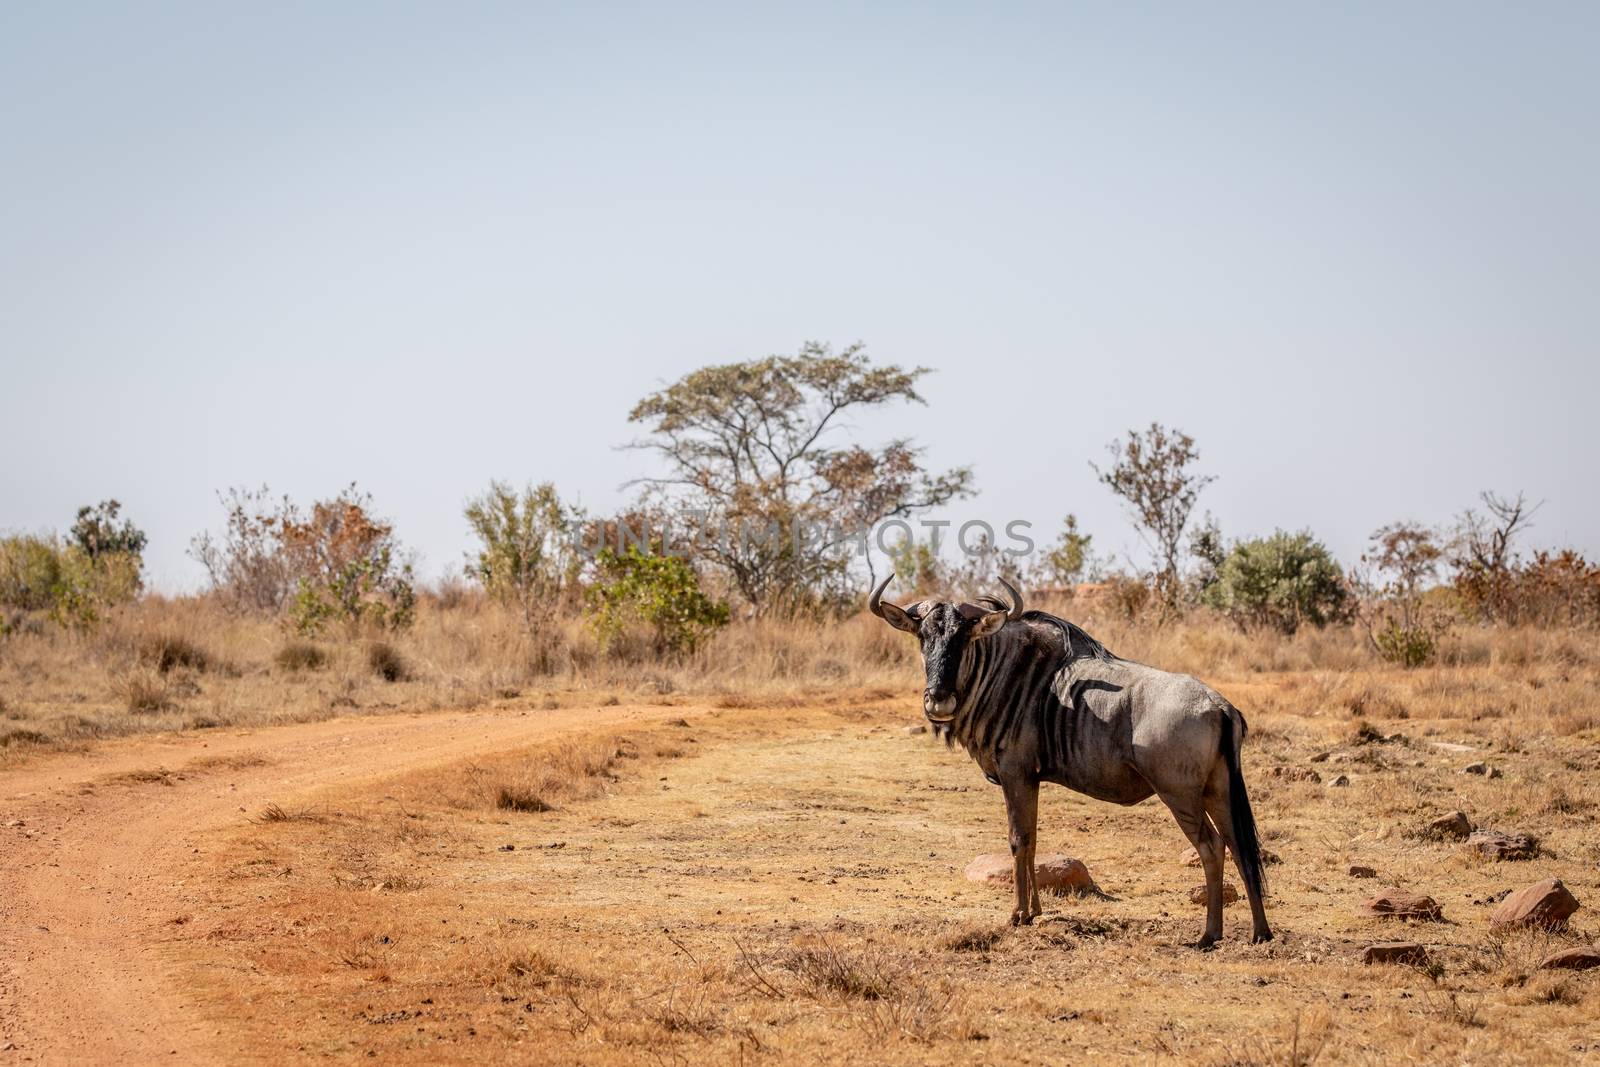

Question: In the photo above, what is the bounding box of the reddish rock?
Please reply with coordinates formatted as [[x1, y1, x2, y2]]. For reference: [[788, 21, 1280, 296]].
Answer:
[[1490, 880, 1579, 931], [965, 853, 1098, 894], [1189, 882, 1239, 906], [1361, 888, 1443, 921], [1539, 947, 1600, 971], [1348, 865, 1377, 879], [1362, 941, 1429, 966], [1427, 811, 1473, 840], [1467, 830, 1540, 861]]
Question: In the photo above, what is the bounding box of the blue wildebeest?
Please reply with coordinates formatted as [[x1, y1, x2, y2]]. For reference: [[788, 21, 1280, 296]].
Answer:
[[869, 575, 1272, 947]]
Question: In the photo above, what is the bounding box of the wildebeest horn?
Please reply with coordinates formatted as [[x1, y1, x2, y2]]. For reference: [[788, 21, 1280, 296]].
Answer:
[[868, 573, 895, 618], [868, 573, 921, 633], [998, 576, 1025, 619]]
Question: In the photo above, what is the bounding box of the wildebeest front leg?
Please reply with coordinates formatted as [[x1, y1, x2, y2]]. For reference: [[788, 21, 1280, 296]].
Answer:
[[1000, 775, 1040, 925]]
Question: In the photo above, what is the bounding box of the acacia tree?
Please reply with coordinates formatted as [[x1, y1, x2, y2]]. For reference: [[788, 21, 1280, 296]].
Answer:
[[626, 342, 973, 613], [1092, 423, 1214, 608]]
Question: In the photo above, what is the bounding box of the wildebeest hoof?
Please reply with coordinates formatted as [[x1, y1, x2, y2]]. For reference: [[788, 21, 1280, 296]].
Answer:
[[1192, 935, 1219, 951], [1251, 929, 1275, 944], [1010, 910, 1033, 927]]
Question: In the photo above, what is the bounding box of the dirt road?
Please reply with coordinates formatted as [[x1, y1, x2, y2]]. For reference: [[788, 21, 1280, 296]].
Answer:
[[0, 704, 685, 1065]]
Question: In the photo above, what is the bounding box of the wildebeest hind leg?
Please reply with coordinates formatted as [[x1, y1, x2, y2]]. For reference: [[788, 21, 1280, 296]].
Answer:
[[1205, 776, 1273, 943], [1158, 791, 1225, 948]]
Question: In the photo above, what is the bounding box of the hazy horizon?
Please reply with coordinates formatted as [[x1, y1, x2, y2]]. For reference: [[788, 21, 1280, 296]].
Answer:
[[4, 3, 1596, 592]]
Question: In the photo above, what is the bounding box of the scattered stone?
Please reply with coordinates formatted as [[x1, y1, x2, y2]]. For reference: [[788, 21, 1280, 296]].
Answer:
[[1429, 741, 1477, 753], [1489, 766, 1503, 778], [1467, 830, 1540, 861], [1539, 947, 1600, 971], [1180, 847, 1202, 867], [1363, 941, 1429, 966], [1384, 732, 1408, 744], [1361, 888, 1443, 921], [903, 724, 928, 736], [964, 853, 1098, 895], [1261, 848, 1281, 865], [1271, 766, 1321, 783], [1463, 761, 1501, 777], [1309, 751, 1331, 763], [1329, 774, 1350, 787], [1427, 811, 1473, 839], [1349, 865, 1377, 879], [1490, 879, 1579, 931], [1189, 882, 1239, 906]]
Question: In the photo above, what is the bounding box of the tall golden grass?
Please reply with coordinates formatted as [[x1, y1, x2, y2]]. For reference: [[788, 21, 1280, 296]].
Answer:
[[2, 588, 1597, 757]]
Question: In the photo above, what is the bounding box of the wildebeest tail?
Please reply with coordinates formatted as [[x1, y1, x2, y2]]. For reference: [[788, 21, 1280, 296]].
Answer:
[[1220, 707, 1267, 900]]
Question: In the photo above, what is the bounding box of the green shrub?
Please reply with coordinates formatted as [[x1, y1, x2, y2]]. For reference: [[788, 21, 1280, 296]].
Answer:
[[70, 500, 148, 563], [1201, 530, 1350, 634], [0, 534, 141, 631], [1373, 620, 1438, 668], [290, 549, 416, 636], [281, 489, 415, 636], [586, 546, 729, 656], [464, 481, 580, 637]]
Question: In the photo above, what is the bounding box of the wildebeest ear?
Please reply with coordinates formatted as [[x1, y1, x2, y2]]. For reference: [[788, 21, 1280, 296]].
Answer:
[[971, 608, 1008, 639], [876, 599, 921, 633]]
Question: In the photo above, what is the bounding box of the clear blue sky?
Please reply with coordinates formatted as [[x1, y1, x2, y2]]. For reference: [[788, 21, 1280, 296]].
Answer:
[[3, 2, 1595, 589]]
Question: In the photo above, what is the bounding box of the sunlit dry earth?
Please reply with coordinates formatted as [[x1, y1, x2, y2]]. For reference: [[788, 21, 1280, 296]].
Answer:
[[168, 691, 1600, 1066]]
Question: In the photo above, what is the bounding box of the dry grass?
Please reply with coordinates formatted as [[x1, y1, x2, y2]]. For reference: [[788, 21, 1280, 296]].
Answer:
[[4, 592, 1598, 764]]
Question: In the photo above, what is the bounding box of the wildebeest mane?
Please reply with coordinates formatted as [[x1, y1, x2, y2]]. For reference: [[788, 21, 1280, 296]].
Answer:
[[1022, 610, 1117, 663], [968, 595, 1115, 663]]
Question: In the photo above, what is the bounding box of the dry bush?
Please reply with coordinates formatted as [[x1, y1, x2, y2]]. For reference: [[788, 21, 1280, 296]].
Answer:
[[495, 787, 553, 813], [782, 939, 897, 1001], [366, 640, 408, 682], [0, 727, 52, 748], [254, 802, 320, 823], [274, 640, 327, 671], [940, 924, 1006, 953], [114, 668, 172, 713], [137, 632, 212, 674]]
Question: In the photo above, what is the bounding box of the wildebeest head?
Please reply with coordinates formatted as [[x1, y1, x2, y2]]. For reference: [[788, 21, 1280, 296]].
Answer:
[[868, 574, 1024, 722]]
